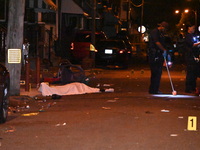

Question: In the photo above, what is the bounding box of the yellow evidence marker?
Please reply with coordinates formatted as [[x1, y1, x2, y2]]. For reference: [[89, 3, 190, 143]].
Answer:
[[187, 116, 197, 131]]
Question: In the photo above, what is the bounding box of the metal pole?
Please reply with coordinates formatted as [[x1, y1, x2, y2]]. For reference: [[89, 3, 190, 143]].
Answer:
[[127, 0, 130, 30], [48, 27, 53, 62], [91, 0, 96, 66], [140, 0, 144, 34], [36, 57, 40, 87], [195, 10, 197, 32], [25, 57, 30, 91]]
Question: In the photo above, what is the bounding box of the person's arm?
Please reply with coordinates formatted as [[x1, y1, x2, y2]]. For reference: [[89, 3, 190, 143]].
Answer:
[[151, 29, 167, 52], [155, 41, 167, 52], [193, 42, 200, 47]]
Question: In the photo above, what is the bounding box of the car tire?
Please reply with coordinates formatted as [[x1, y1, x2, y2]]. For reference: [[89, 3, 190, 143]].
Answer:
[[0, 78, 9, 124]]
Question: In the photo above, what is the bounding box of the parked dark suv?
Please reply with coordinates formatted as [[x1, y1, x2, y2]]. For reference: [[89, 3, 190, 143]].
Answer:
[[95, 39, 130, 68], [71, 30, 107, 62], [0, 64, 10, 123]]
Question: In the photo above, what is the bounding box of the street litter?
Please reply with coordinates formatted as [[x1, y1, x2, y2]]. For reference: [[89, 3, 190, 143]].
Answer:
[[4, 126, 16, 133], [39, 109, 45, 112], [39, 82, 114, 96], [103, 84, 112, 87], [161, 109, 170, 112], [131, 69, 134, 74], [170, 134, 178, 137], [106, 100, 117, 103], [47, 102, 57, 108], [145, 111, 153, 114], [55, 123, 67, 126], [96, 83, 101, 87], [102, 107, 111, 110], [178, 116, 184, 119], [141, 69, 145, 74], [21, 112, 39, 116]]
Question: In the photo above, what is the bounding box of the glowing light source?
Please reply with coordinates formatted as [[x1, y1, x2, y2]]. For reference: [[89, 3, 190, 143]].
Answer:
[[138, 26, 146, 33], [152, 94, 197, 98], [175, 10, 179, 14]]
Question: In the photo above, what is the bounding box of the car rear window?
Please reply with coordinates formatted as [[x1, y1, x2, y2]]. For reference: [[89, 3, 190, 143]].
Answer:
[[98, 40, 125, 48], [74, 33, 91, 42]]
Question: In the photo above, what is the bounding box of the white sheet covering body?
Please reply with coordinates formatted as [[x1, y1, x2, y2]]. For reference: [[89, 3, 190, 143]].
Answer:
[[39, 82, 101, 96]]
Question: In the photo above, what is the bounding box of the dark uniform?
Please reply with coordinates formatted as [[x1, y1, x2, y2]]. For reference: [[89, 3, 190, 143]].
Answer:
[[184, 33, 200, 93], [148, 28, 166, 94]]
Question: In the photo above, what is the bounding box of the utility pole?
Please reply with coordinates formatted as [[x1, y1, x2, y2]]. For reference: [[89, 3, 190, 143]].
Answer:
[[140, 0, 144, 34], [91, 0, 96, 63], [6, 0, 25, 95]]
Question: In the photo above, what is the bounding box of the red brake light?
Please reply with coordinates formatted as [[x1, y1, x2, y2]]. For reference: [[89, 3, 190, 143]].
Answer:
[[119, 49, 125, 54], [71, 43, 74, 50]]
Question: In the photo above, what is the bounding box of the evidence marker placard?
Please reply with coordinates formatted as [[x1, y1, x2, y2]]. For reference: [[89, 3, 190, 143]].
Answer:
[[187, 116, 197, 131], [8, 49, 21, 63]]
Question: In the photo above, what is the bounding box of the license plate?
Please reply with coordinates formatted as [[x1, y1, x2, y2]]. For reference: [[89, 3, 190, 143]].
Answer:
[[105, 49, 113, 54]]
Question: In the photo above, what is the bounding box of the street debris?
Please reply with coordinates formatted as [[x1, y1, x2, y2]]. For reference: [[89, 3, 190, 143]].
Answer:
[[8, 105, 31, 113], [4, 126, 16, 133], [103, 84, 113, 87], [106, 100, 117, 103], [34, 96, 51, 100], [141, 69, 145, 74], [21, 112, 39, 116], [47, 102, 57, 108], [55, 123, 67, 127], [170, 134, 178, 137], [26, 105, 30, 109], [102, 107, 111, 110], [97, 83, 114, 88], [178, 116, 184, 119], [102, 88, 114, 92], [52, 94, 62, 99], [161, 109, 170, 112], [39, 108, 45, 112], [145, 111, 153, 114]]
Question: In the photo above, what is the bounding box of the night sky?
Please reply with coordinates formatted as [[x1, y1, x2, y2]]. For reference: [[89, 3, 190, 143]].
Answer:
[[136, 0, 199, 29]]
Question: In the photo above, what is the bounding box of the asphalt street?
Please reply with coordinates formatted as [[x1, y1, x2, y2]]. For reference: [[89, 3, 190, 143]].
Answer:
[[0, 61, 200, 150]]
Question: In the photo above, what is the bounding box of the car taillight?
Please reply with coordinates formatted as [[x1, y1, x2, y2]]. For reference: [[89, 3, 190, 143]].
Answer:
[[119, 49, 125, 54], [71, 43, 74, 50]]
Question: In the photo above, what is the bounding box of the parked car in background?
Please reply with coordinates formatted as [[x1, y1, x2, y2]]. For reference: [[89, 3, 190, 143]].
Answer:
[[110, 35, 135, 58], [116, 31, 137, 55], [95, 39, 130, 68], [71, 30, 107, 62], [0, 64, 10, 123]]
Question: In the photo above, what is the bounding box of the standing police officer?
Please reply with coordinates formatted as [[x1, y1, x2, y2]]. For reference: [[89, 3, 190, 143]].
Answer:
[[184, 23, 200, 93], [148, 21, 169, 94]]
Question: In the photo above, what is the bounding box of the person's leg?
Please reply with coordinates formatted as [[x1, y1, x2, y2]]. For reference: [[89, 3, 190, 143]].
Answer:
[[185, 64, 196, 93], [149, 63, 163, 93]]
